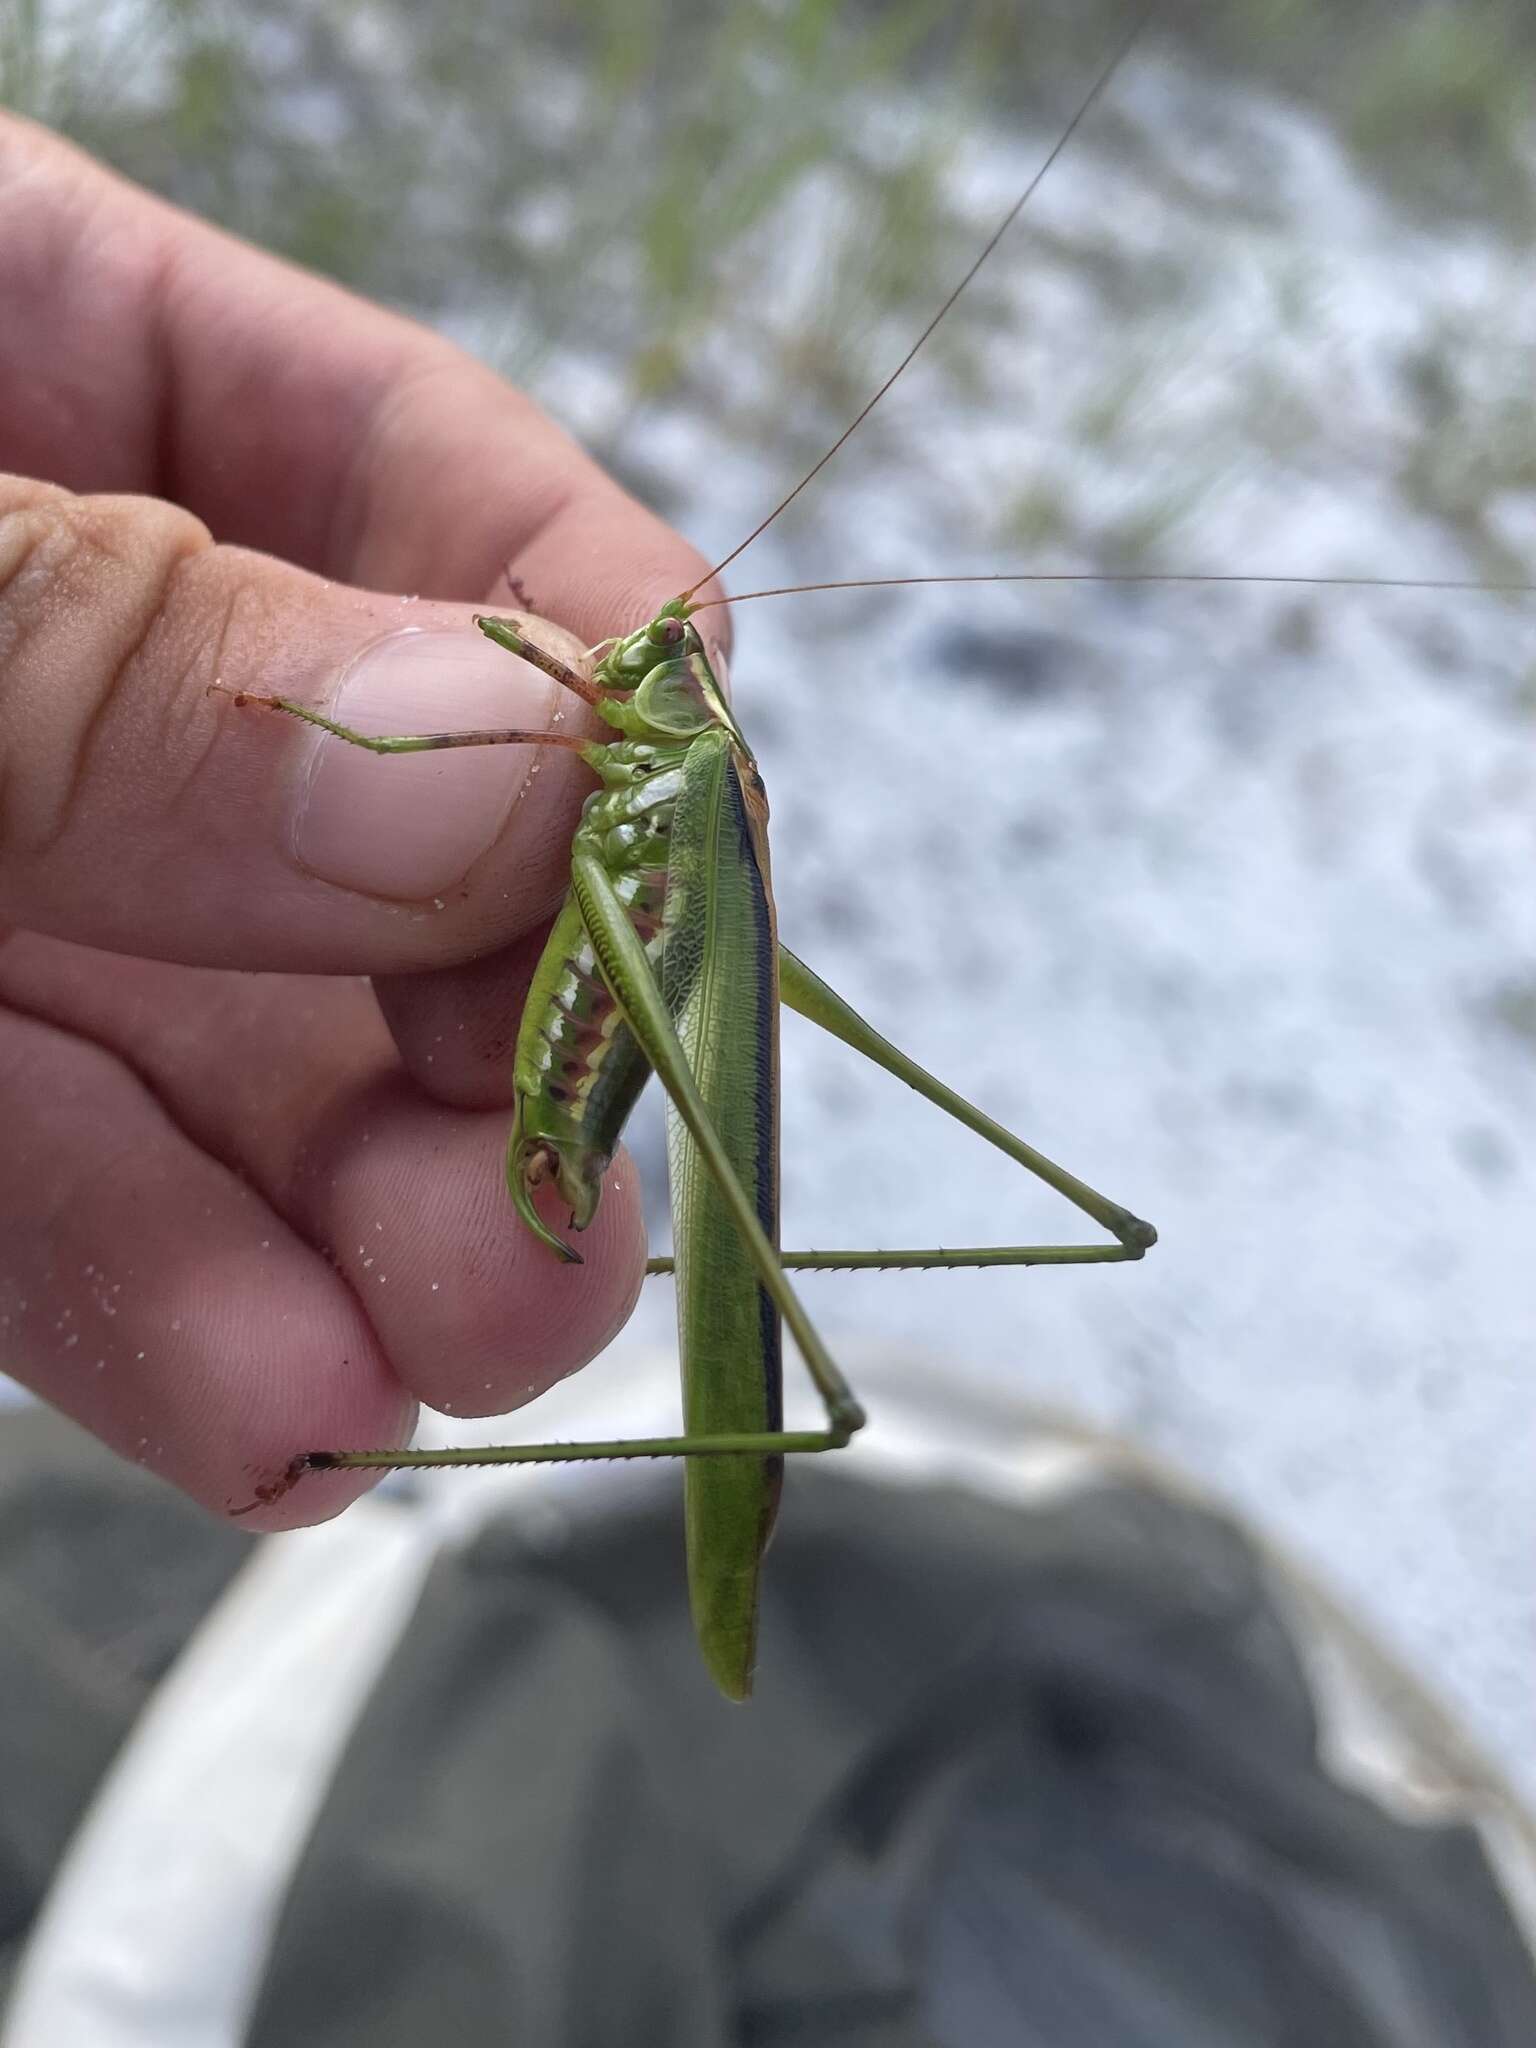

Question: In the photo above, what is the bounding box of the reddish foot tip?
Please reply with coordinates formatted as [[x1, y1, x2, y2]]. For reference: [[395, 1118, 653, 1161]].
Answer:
[[227, 1450, 316, 1518]]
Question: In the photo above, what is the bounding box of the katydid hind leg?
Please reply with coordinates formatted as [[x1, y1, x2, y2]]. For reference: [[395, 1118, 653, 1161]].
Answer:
[[776, 945, 1157, 1269]]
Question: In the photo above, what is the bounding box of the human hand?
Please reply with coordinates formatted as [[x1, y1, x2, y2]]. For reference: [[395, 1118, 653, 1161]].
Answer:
[[0, 115, 712, 1529]]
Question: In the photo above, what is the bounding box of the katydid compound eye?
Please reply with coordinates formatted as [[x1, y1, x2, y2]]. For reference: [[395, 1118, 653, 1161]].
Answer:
[[651, 615, 687, 648]]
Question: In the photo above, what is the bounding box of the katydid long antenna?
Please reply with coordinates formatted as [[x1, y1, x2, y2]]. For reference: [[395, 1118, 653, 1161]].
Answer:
[[680, 2, 1536, 621], [685, 572, 1536, 614], [680, 6, 1159, 605]]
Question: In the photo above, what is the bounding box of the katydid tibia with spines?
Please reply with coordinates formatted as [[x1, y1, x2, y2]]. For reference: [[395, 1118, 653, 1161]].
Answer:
[[231, 28, 1166, 1700]]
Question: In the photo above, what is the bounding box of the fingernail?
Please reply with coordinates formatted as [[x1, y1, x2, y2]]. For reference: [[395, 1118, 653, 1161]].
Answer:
[[292, 628, 554, 900]]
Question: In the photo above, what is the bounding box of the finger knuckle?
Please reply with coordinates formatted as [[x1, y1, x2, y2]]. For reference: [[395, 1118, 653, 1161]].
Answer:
[[0, 486, 214, 862]]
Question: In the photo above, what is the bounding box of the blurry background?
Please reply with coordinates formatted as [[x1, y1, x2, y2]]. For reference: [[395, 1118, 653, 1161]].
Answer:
[[4, 0, 1535, 1790]]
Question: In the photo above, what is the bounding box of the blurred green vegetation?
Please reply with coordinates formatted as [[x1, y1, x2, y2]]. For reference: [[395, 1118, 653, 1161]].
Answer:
[[1185, 0, 1536, 216], [2, 0, 1532, 557]]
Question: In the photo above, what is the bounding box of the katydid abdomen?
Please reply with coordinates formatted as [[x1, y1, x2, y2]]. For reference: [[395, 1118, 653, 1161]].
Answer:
[[505, 758, 677, 1259]]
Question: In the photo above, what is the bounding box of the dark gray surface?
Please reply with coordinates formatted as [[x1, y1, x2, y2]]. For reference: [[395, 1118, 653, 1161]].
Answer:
[[1, 1406, 1531, 2044], [0, 1409, 252, 2011]]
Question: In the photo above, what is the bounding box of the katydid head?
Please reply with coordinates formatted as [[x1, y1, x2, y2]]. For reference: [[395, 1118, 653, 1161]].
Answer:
[[592, 601, 751, 756], [595, 600, 693, 687]]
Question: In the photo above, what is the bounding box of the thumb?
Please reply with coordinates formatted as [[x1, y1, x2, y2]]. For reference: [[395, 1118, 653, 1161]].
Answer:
[[0, 475, 606, 972]]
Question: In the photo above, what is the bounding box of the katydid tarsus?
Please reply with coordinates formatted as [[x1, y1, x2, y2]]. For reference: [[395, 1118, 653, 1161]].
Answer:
[[223, 16, 1506, 1700]]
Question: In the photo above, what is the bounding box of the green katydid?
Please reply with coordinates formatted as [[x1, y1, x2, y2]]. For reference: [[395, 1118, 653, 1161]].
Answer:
[[231, 30, 1167, 1700], [235, 600, 1156, 1698], [225, 10, 1516, 1697]]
